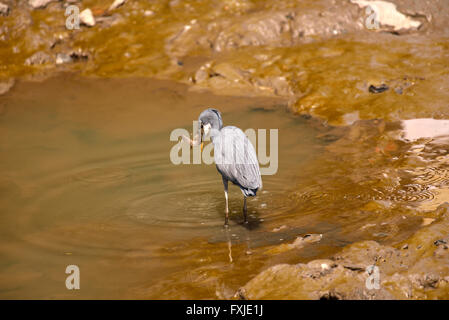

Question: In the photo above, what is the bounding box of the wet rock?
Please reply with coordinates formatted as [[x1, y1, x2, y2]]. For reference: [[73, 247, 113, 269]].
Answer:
[[272, 225, 287, 232], [164, 0, 379, 59], [320, 290, 345, 300], [0, 79, 14, 96], [253, 76, 293, 97], [401, 119, 449, 142], [28, 0, 57, 9], [239, 259, 393, 299], [190, 62, 258, 95], [0, 2, 9, 16], [421, 274, 440, 289], [351, 0, 422, 32], [193, 64, 210, 84], [69, 49, 89, 61], [213, 63, 248, 82], [55, 53, 72, 65], [191, 60, 295, 97], [385, 75, 423, 95], [392, 0, 449, 35], [306, 259, 337, 272], [369, 84, 389, 94], [213, 11, 294, 52], [241, 202, 449, 299], [434, 238, 449, 258], [24, 51, 52, 65], [265, 234, 322, 255], [422, 218, 435, 226], [80, 9, 95, 27]]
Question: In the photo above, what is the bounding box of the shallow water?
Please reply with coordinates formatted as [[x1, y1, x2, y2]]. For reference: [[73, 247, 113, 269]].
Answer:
[[1, 75, 448, 299], [0, 75, 323, 298]]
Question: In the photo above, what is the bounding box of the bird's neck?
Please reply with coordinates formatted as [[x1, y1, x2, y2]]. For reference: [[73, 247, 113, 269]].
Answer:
[[209, 128, 221, 143]]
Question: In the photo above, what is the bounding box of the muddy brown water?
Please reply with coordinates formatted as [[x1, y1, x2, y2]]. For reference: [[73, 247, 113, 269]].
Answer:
[[0, 75, 448, 299], [0, 75, 320, 298]]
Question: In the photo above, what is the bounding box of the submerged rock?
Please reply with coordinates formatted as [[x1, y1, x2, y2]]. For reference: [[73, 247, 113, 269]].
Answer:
[[265, 234, 323, 255]]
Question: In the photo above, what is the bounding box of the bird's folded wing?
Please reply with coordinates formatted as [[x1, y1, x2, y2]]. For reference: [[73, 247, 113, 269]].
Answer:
[[215, 127, 262, 190]]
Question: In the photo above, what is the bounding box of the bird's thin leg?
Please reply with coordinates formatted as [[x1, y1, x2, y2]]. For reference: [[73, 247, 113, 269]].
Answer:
[[243, 196, 248, 224], [223, 177, 229, 227]]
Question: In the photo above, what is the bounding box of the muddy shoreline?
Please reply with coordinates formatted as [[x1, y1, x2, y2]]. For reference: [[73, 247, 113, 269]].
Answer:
[[1, 0, 449, 299]]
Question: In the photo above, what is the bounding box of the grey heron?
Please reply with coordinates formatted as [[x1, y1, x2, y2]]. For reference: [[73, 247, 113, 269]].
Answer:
[[184, 108, 262, 226]]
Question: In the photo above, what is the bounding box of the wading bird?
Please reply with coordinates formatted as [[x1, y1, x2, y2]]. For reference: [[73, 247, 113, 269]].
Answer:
[[184, 108, 262, 226]]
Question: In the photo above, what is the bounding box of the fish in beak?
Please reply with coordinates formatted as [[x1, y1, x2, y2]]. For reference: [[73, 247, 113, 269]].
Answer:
[[181, 121, 208, 152]]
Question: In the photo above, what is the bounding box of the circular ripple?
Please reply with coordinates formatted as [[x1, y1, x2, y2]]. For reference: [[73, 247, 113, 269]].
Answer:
[[248, 178, 304, 221], [413, 167, 449, 186], [387, 184, 435, 202], [289, 183, 436, 204], [72, 167, 131, 185], [126, 177, 301, 228], [126, 179, 225, 228]]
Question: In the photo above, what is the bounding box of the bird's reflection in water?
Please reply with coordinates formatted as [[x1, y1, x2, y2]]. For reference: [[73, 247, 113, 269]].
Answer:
[[225, 229, 233, 263], [224, 223, 255, 264]]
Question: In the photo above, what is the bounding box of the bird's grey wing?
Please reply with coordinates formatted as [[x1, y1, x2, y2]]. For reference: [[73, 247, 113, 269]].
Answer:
[[215, 127, 262, 190]]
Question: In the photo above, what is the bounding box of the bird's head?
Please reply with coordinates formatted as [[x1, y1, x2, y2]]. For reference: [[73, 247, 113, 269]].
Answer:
[[198, 108, 223, 150]]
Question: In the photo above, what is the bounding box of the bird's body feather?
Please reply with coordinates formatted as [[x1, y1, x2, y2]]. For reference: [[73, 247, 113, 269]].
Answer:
[[212, 126, 262, 197]]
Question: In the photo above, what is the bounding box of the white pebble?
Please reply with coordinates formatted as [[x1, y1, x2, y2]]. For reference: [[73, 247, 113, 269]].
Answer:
[[321, 263, 330, 270], [144, 10, 155, 17], [80, 9, 95, 27], [109, 0, 126, 11]]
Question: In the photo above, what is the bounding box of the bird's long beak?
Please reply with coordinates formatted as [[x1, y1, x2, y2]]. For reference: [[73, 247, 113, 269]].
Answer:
[[200, 122, 204, 152]]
